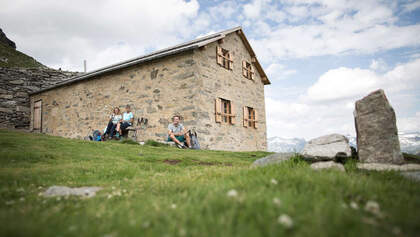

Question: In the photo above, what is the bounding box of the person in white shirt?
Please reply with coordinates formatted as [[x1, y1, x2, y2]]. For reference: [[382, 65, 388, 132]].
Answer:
[[120, 105, 134, 134], [167, 115, 191, 149], [104, 107, 122, 139]]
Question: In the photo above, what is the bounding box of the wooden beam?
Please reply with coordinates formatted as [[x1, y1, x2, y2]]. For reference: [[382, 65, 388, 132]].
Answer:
[[251, 57, 257, 63], [199, 45, 207, 50], [218, 38, 224, 44]]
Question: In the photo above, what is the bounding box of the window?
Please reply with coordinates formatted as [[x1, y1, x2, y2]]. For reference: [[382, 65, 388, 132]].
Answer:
[[242, 60, 255, 80], [216, 46, 233, 70], [243, 106, 257, 128], [215, 98, 235, 125]]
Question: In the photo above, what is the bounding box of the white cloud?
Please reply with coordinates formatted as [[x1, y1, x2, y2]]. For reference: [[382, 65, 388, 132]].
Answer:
[[305, 67, 379, 102], [398, 112, 420, 132], [369, 59, 388, 71], [243, 0, 269, 19], [250, 0, 420, 61], [0, 0, 200, 71], [402, 1, 420, 13], [266, 58, 420, 139], [266, 63, 297, 80]]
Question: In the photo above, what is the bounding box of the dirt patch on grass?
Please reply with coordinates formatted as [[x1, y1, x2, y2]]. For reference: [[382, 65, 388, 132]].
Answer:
[[163, 159, 181, 165], [191, 160, 233, 166]]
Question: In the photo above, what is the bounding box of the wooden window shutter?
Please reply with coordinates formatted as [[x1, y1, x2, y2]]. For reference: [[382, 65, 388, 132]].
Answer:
[[228, 53, 233, 70], [254, 109, 258, 128], [216, 46, 223, 65], [251, 65, 255, 80], [243, 106, 248, 127], [230, 101, 235, 124], [242, 61, 247, 77], [215, 98, 222, 123]]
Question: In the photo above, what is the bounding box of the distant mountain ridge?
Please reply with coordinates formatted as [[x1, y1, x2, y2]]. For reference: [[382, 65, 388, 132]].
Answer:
[[268, 131, 420, 154]]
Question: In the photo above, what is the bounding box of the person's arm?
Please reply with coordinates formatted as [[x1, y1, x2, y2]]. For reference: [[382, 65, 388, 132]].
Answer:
[[130, 113, 134, 124]]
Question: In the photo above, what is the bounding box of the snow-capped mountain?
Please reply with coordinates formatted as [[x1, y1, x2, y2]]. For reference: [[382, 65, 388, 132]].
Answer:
[[268, 131, 420, 154], [398, 131, 420, 154], [267, 137, 306, 153]]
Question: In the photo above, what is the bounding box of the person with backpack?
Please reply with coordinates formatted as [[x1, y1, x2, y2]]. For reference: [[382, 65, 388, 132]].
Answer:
[[104, 107, 122, 139], [167, 115, 191, 149]]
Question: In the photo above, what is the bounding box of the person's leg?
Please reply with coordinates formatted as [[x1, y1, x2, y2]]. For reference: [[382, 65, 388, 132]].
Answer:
[[120, 122, 130, 137], [184, 132, 191, 148], [116, 122, 121, 134], [105, 121, 113, 135], [109, 123, 116, 138], [169, 134, 183, 146]]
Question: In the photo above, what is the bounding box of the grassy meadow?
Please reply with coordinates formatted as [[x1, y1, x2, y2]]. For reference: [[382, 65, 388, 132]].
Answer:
[[0, 129, 419, 237]]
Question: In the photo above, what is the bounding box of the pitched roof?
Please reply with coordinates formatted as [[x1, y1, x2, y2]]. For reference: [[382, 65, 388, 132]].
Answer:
[[31, 26, 270, 95]]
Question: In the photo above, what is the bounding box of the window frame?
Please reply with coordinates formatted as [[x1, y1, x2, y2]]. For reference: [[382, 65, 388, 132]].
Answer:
[[217, 46, 233, 70], [215, 98, 235, 125], [243, 106, 257, 129], [242, 60, 255, 80]]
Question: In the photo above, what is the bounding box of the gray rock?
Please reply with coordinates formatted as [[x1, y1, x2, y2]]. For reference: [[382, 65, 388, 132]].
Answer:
[[310, 161, 345, 172], [357, 163, 420, 171], [9, 80, 24, 85], [251, 153, 294, 167], [42, 186, 102, 198], [354, 89, 404, 164], [0, 94, 13, 99], [301, 134, 351, 161], [401, 171, 420, 182]]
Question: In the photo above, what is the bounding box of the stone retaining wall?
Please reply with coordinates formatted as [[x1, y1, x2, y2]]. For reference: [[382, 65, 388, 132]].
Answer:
[[0, 67, 80, 128]]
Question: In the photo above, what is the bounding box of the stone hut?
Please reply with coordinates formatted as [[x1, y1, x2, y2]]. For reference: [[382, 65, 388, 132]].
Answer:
[[29, 26, 271, 151]]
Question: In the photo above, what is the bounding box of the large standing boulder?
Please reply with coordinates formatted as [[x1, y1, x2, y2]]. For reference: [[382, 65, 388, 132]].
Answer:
[[354, 89, 404, 164], [301, 134, 351, 161]]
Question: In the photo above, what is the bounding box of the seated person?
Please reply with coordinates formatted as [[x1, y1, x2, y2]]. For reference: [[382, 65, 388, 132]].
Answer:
[[119, 105, 134, 134], [104, 107, 122, 139], [167, 115, 191, 149]]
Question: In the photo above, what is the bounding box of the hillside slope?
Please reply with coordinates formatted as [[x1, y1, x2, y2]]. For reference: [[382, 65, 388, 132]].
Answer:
[[0, 28, 44, 68], [1, 130, 420, 237]]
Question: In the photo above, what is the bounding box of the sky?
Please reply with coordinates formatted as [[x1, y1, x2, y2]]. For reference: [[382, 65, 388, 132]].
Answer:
[[1, 0, 420, 140]]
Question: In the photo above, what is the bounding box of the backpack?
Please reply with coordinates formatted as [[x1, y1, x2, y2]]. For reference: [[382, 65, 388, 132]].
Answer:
[[92, 130, 102, 141], [189, 130, 200, 150]]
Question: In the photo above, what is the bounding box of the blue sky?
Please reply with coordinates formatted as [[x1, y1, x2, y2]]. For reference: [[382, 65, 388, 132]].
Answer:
[[1, 0, 420, 139]]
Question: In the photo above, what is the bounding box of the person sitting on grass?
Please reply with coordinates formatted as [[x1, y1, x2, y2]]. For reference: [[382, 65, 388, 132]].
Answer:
[[119, 105, 134, 134], [167, 115, 191, 149], [104, 107, 122, 139]]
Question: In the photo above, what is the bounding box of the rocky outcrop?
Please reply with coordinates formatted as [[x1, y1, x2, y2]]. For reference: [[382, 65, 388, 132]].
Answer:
[[301, 134, 351, 161], [310, 161, 345, 172], [251, 152, 294, 167], [42, 186, 102, 198], [354, 89, 404, 164], [357, 163, 420, 171], [0, 68, 80, 128], [0, 28, 16, 49]]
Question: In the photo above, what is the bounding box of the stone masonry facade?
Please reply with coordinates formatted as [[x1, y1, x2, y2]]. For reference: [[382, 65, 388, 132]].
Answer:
[[0, 68, 79, 128], [30, 31, 268, 151]]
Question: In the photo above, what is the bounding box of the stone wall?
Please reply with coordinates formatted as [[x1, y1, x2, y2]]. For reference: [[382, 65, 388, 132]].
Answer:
[[30, 51, 201, 140], [0, 68, 79, 128], [192, 33, 267, 151]]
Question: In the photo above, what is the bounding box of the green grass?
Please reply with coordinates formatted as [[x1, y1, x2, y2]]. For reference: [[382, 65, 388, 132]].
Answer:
[[0, 42, 44, 68], [0, 129, 419, 237]]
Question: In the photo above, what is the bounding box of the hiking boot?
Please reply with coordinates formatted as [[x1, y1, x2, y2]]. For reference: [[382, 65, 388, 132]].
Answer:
[[176, 143, 183, 149]]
